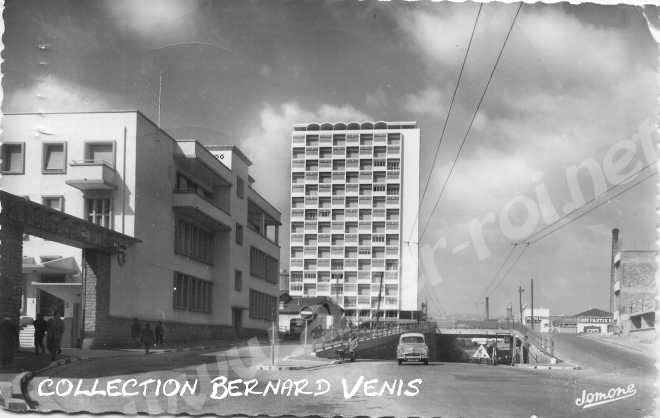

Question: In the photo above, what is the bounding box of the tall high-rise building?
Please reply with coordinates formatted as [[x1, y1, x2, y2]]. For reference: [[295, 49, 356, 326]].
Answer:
[[288, 121, 419, 322]]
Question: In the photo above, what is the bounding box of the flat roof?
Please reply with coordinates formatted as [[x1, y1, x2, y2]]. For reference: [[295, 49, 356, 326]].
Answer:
[[205, 144, 253, 166]]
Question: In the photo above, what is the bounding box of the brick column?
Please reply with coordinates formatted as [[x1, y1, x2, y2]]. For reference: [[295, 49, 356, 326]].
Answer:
[[0, 221, 23, 322], [81, 249, 111, 349]]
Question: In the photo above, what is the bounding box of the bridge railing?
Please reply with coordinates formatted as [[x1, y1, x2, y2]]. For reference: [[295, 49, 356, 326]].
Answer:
[[311, 321, 437, 353], [511, 322, 555, 359]]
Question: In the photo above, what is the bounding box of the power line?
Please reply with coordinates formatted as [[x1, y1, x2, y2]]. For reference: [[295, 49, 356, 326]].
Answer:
[[479, 243, 519, 299], [485, 242, 529, 297], [407, 3, 484, 243], [419, 2, 523, 242], [518, 161, 657, 246], [523, 170, 657, 246], [485, 164, 657, 297]]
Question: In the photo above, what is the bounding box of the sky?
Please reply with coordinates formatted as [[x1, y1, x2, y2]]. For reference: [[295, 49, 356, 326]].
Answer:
[[3, 0, 658, 318]]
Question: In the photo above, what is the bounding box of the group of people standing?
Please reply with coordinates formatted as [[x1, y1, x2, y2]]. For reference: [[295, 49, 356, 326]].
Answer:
[[33, 312, 65, 361], [130, 318, 164, 354]]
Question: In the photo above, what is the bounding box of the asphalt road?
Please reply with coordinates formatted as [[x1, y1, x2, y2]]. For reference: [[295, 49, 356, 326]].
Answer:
[[25, 341, 655, 417], [551, 333, 655, 381]]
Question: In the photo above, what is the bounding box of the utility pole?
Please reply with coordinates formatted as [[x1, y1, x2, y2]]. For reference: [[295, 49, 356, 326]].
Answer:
[[518, 286, 525, 324], [485, 296, 490, 321], [530, 278, 534, 330]]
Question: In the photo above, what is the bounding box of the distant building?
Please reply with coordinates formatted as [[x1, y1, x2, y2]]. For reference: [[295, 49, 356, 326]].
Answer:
[[278, 296, 344, 335], [288, 121, 420, 323], [610, 228, 657, 334], [574, 308, 612, 334], [2, 111, 281, 347], [279, 269, 289, 293], [523, 307, 550, 333], [550, 315, 577, 334]]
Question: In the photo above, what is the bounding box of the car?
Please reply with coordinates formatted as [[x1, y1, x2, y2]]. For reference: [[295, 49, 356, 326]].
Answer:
[[396, 332, 429, 365]]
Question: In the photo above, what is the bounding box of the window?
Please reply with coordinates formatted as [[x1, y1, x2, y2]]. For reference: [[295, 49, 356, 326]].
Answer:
[[175, 218, 214, 264], [85, 198, 111, 228], [235, 223, 243, 245], [173, 272, 212, 313], [234, 270, 243, 292], [250, 246, 279, 284], [42, 196, 64, 212], [40, 143, 67, 173], [1, 143, 25, 174], [236, 176, 245, 199], [249, 289, 277, 321], [85, 142, 115, 166]]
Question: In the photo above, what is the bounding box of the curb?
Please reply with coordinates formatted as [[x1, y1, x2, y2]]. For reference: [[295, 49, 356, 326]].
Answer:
[[513, 363, 581, 370], [257, 360, 340, 371]]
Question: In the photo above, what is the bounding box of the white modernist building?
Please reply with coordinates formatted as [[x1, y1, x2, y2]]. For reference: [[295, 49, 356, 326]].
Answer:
[[288, 121, 420, 322], [1, 111, 281, 347]]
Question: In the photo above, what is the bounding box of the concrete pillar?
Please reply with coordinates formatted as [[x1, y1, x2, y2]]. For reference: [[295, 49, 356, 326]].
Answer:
[[82, 249, 111, 349], [0, 221, 24, 322]]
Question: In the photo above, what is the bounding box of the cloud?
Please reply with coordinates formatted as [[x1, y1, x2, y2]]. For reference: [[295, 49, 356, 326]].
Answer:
[[402, 87, 450, 117], [4, 76, 124, 112]]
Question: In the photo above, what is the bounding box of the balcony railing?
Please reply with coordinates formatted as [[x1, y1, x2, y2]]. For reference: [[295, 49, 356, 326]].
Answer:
[[331, 221, 344, 231], [360, 146, 373, 156], [291, 209, 304, 218], [346, 134, 359, 144], [386, 221, 399, 230], [387, 146, 400, 155], [291, 234, 304, 243], [387, 170, 400, 180], [386, 196, 399, 206], [345, 233, 358, 243], [333, 147, 345, 157], [320, 134, 332, 144], [319, 159, 332, 170], [318, 234, 331, 244], [386, 246, 399, 255], [373, 160, 386, 170], [304, 246, 316, 256], [332, 172, 345, 182], [346, 159, 359, 169]]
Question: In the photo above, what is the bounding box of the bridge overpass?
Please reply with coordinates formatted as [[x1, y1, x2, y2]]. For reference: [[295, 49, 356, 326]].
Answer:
[[312, 320, 560, 365]]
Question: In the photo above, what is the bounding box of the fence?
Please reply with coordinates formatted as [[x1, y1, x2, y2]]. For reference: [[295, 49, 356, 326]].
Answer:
[[311, 321, 437, 353]]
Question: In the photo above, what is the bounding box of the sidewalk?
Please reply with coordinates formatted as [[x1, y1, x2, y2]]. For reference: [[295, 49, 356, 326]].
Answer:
[[581, 332, 656, 357]]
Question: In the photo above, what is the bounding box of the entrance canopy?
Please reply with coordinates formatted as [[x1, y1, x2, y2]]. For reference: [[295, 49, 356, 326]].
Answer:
[[31, 282, 82, 304], [0, 191, 139, 251], [23, 256, 79, 274]]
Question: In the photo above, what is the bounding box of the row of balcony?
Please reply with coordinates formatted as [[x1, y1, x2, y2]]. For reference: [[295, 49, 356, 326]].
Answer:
[[290, 199, 400, 213], [292, 133, 401, 147], [290, 233, 399, 245], [290, 271, 399, 281], [294, 170, 401, 184], [294, 146, 401, 159], [291, 159, 400, 172]]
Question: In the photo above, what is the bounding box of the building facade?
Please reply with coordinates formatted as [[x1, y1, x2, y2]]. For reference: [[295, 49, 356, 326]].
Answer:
[[1, 111, 281, 347], [575, 308, 612, 334], [610, 228, 657, 334], [523, 307, 550, 333], [288, 121, 420, 323]]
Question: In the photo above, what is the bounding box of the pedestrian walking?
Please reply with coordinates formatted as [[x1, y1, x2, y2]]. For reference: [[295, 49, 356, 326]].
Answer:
[[522, 336, 530, 364], [155, 322, 164, 347], [46, 312, 65, 361], [141, 323, 154, 354], [0, 318, 19, 366], [33, 313, 47, 355], [130, 318, 141, 347]]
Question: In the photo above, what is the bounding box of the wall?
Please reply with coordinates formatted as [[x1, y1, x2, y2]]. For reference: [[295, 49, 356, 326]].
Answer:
[[619, 251, 657, 317], [400, 129, 420, 312]]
